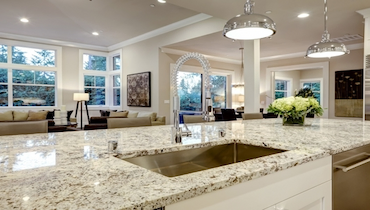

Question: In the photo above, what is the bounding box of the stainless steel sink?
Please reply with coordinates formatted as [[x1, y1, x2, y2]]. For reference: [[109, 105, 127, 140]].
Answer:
[[120, 143, 286, 177]]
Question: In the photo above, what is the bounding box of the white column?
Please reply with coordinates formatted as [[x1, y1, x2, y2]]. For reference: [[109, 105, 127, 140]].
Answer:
[[243, 40, 260, 113], [357, 8, 370, 121]]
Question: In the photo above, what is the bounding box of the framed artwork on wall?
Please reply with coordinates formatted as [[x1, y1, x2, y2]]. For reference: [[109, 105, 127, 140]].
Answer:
[[127, 71, 151, 107], [335, 69, 363, 117]]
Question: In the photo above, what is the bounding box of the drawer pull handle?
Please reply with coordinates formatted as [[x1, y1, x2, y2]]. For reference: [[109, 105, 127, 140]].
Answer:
[[334, 152, 370, 172]]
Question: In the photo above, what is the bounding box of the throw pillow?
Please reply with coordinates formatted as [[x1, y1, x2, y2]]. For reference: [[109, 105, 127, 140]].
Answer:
[[13, 111, 29, 121], [27, 110, 48, 121], [110, 111, 128, 118], [100, 109, 117, 117], [127, 111, 138, 118], [67, 110, 73, 121], [46, 111, 54, 120], [0, 111, 13, 121]]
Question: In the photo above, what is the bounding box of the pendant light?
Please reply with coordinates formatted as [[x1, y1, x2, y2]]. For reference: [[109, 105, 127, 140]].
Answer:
[[223, 0, 276, 40], [306, 0, 349, 58]]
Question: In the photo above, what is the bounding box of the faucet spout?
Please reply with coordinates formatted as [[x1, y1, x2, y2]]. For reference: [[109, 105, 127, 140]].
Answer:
[[171, 52, 213, 144]]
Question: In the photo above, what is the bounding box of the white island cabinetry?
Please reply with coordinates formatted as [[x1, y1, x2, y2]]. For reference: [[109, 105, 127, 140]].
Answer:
[[167, 156, 331, 210]]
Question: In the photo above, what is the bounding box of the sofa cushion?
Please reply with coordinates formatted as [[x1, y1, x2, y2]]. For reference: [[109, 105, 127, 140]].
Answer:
[[13, 111, 29, 121], [100, 109, 117, 117], [127, 111, 138, 118], [89, 116, 108, 124], [27, 110, 48, 121], [110, 111, 128, 118], [137, 112, 157, 121], [0, 111, 13, 121]]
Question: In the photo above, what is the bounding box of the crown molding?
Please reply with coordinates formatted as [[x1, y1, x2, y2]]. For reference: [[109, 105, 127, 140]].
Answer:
[[0, 32, 108, 51], [107, 13, 212, 51], [161, 47, 241, 65], [261, 43, 364, 62], [0, 13, 212, 52], [357, 8, 370, 18]]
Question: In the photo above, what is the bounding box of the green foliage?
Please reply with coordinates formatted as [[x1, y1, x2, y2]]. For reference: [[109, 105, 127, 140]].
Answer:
[[0, 45, 7, 63], [295, 87, 315, 98], [268, 96, 323, 118], [83, 55, 106, 71], [11, 46, 27, 64], [31, 50, 55, 67], [85, 88, 105, 105]]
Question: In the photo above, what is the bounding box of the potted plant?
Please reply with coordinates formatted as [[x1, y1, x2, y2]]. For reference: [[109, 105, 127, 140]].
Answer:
[[267, 96, 323, 126]]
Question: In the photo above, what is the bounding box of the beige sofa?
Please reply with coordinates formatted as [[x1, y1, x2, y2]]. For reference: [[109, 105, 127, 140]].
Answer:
[[85, 110, 166, 130]]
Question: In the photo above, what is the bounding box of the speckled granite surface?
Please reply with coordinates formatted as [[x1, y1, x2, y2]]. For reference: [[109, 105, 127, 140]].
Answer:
[[1, 119, 369, 209]]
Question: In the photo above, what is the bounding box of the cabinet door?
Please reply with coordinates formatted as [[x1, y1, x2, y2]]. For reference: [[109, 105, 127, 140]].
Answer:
[[273, 181, 331, 210]]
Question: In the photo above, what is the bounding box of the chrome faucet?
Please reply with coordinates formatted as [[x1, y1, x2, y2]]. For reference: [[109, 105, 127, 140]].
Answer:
[[171, 52, 213, 143]]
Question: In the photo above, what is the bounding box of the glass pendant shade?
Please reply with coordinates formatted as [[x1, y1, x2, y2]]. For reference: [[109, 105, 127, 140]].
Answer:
[[223, 0, 276, 40]]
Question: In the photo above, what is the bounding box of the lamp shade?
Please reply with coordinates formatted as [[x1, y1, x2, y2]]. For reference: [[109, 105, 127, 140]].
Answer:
[[238, 95, 245, 102], [73, 93, 89, 101]]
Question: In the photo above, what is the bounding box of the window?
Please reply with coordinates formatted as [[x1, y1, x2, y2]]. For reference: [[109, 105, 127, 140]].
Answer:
[[0, 40, 61, 107], [83, 54, 106, 71], [178, 72, 202, 111], [12, 46, 55, 67], [112, 75, 120, 106], [302, 81, 321, 104], [84, 75, 105, 105], [211, 75, 227, 108], [275, 80, 290, 99], [12, 70, 55, 106], [0, 68, 7, 106], [80, 50, 122, 107], [177, 71, 227, 111], [113, 55, 120, 71], [0, 45, 7, 63]]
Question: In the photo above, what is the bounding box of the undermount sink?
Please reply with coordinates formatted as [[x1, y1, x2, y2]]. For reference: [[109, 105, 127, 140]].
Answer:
[[119, 143, 287, 177]]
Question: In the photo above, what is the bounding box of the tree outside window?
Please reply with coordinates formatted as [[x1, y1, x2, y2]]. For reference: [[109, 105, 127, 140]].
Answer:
[[303, 82, 321, 104], [275, 80, 289, 99], [177, 72, 227, 111], [84, 75, 106, 105]]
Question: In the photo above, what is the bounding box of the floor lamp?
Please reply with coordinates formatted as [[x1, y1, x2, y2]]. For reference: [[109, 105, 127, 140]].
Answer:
[[73, 93, 90, 129]]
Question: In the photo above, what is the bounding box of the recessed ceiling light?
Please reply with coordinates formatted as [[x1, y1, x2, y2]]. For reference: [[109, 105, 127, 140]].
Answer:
[[265, 11, 272, 14], [150, 4, 155, 7], [92, 32, 99, 36], [298, 13, 310, 18], [20, 18, 29, 23], [158, 0, 166, 3]]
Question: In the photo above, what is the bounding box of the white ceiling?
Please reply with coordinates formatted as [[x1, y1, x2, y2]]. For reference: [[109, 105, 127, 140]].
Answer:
[[0, 0, 197, 47], [0, 0, 370, 60], [166, 0, 370, 60]]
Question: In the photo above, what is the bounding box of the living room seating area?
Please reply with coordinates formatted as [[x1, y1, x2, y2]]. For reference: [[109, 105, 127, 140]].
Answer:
[[84, 110, 166, 130]]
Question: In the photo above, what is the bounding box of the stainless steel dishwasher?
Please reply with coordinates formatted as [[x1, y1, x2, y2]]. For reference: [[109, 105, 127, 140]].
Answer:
[[333, 144, 370, 210]]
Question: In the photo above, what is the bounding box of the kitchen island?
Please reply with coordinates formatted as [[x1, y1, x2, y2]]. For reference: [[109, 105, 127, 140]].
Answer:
[[0, 119, 369, 209]]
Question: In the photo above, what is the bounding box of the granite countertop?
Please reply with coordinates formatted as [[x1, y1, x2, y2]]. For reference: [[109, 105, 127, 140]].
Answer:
[[1, 119, 370, 209]]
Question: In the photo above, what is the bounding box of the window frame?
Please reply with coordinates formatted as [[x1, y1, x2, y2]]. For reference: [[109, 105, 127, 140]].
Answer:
[[0, 39, 62, 109], [274, 78, 291, 100], [79, 49, 122, 108], [300, 78, 323, 105]]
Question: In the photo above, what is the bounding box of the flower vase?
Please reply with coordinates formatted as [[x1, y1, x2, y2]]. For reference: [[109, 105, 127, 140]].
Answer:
[[282, 115, 305, 126]]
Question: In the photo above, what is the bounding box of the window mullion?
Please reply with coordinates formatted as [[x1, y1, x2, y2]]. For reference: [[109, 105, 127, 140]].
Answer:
[[8, 69, 13, 107]]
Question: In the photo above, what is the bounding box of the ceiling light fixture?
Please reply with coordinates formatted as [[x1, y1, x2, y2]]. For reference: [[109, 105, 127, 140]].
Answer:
[[306, 0, 349, 58], [92, 32, 99, 36], [298, 13, 309, 18], [223, 0, 276, 40], [20, 18, 29, 23], [157, 0, 166, 3]]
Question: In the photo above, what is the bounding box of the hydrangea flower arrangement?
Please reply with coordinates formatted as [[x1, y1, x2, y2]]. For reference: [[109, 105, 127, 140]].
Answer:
[[268, 96, 323, 120]]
